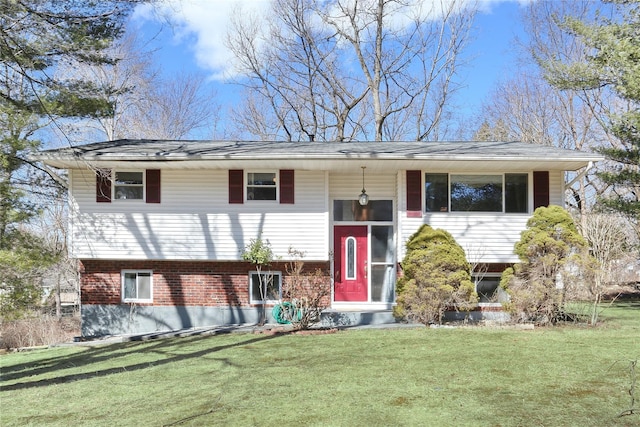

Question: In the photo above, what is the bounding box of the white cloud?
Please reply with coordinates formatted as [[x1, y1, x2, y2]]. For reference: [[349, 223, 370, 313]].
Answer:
[[134, 0, 270, 79]]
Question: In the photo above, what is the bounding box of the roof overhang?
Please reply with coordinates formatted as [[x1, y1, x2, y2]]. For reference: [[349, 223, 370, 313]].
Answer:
[[32, 140, 604, 172]]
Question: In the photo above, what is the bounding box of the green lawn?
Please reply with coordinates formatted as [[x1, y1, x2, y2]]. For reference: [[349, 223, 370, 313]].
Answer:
[[1, 302, 639, 427]]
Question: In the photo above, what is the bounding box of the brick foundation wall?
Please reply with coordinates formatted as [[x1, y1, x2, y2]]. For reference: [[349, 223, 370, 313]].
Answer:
[[80, 260, 330, 307], [473, 263, 513, 273]]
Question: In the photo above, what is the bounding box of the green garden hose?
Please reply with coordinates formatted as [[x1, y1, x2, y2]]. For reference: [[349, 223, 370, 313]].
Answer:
[[272, 302, 302, 324]]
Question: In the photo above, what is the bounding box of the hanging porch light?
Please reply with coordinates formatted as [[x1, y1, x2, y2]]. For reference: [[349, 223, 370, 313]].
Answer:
[[358, 166, 369, 206]]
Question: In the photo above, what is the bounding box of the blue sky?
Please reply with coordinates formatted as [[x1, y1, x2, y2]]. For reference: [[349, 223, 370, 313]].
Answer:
[[462, 1, 527, 111], [130, 0, 533, 136]]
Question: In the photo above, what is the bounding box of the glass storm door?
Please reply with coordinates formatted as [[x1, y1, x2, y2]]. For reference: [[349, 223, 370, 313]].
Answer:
[[334, 225, 368, 301]]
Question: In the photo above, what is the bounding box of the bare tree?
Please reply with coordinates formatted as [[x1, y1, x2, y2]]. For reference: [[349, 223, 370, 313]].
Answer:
[[226, 0, 475, 141], [227, 0, 366, 141], [475, 74, 564, 146], [577, 212, 634, 324], [131, 72, 220, 139], [62, 29, 220, 142], [81, 31, 159, 141], [35, 196, 80, 319]]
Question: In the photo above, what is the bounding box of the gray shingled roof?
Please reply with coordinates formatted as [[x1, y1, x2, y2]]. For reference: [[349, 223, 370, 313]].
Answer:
[[33, 139, 602, 171]]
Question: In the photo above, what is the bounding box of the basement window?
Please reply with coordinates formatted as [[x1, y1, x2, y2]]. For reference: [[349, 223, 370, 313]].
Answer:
[[122, 271, 153, 303], [473, 274, 508, 304], [249, 271, 282, 304]]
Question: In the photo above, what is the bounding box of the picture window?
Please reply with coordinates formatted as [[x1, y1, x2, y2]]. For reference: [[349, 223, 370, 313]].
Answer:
[[451, 174, 502, 212], [424, 173, 529, 213]]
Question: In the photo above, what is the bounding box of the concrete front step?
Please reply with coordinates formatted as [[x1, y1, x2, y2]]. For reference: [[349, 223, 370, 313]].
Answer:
[[319, 309, 398, 328]]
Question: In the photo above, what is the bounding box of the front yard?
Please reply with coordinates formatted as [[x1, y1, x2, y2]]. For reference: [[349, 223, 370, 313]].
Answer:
[[1, 302, 639, 426]]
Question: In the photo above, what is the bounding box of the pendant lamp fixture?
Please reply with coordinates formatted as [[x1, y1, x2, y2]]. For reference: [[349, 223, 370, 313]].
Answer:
[[358, 166, 369, 206]]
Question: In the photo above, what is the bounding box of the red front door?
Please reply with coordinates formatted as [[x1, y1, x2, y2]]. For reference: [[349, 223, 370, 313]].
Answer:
[[334, 225, 368, 302]]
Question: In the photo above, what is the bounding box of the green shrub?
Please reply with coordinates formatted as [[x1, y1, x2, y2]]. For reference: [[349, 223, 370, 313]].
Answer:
[[394, 224, 477, 324], [501, 205, 586, 324]]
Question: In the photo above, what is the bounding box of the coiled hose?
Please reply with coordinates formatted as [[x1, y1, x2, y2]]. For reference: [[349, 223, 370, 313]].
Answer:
[[272, 301, 303, 324]]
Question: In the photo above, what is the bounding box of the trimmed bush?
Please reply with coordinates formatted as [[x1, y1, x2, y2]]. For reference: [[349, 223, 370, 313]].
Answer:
[[394, 224, 477, 324], [501, 205, 586, 324]]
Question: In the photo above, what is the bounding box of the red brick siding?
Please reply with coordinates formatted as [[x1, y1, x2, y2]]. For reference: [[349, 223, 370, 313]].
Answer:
[[80, 260, 330, 307]]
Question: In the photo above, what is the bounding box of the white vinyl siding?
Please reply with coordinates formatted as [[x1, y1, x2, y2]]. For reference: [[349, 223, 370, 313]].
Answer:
[[329, 172, 397, 200], [67, 167, 567, 265], [69, 169, 328, 260], [400, 214, 528, 263], [549, 170, 564, 206]]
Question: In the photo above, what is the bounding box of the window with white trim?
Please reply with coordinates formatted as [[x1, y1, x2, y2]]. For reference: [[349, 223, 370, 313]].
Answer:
[[345, 237, 357, 280], [504, 173, 528, 213], [425, 173, 448, 212], [115, 171, 144, 200], [473, 274, 508, 304], [424, 173, 529, 213], [247, 172, 277, 201], [451, 174, 503, 212], [333, 200, 394, 221], [249, 271, 282, 304], [122, 270, 153, 303]]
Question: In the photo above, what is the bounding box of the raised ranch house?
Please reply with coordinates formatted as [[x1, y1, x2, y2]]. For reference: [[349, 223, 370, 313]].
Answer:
[[33, 140, 601, 336]]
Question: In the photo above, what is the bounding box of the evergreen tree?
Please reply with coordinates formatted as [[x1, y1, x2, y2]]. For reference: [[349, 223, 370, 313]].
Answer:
[[541, 0, 640, 228], [0, 0, 147, 317], [501, 206, 587, 324], [394, 224, 477, 325]]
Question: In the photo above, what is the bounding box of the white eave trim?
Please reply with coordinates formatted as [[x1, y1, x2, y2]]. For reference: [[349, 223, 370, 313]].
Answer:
[[34, 154, 604, 173]]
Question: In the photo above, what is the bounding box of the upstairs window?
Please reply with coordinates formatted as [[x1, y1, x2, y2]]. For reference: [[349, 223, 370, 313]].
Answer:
[[505, 174, 528, 213], [424, 173, 529, 213], [247, 172, 277, 201], [451, 174, 502, 212], [425, 173, 449, 212], [115, 171, 144, 200], [229, 170, 294, 204], [96, 169, 161, 203]]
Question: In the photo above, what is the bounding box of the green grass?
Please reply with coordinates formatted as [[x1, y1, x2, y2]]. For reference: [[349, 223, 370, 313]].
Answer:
[[2, 302, 639, 427]]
